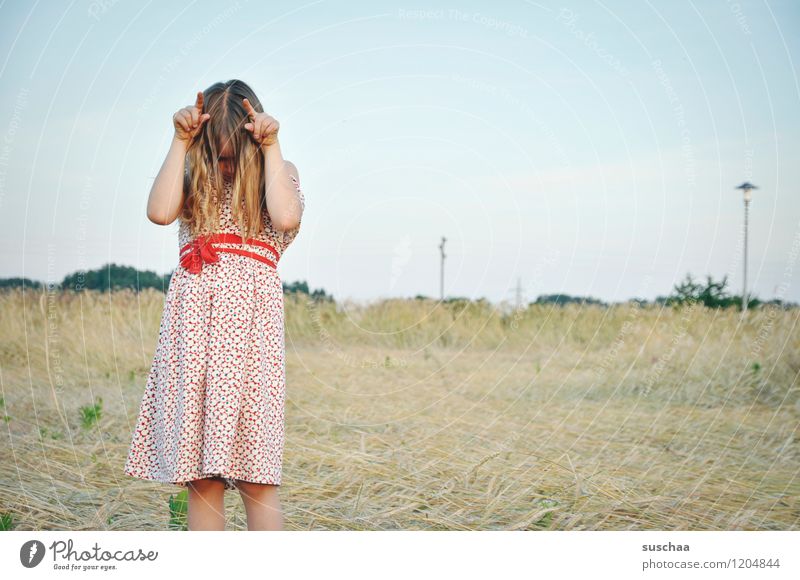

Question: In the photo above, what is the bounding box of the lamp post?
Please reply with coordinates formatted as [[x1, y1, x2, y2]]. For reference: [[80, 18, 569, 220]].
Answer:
[[735, 181, 758, 314]]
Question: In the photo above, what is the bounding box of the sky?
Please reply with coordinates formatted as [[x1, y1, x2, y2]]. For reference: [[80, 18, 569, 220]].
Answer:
[[0, 0, 799, 305]]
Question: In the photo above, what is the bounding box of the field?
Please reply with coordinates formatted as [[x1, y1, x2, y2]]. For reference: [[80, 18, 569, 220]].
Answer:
[[0, 287, 798, 530]]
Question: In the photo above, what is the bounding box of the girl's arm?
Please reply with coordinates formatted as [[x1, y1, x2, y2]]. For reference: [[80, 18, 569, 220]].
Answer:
[[263, 140, 303, 232], [147, 92, 210, 225], [146, 135, 188, 225]]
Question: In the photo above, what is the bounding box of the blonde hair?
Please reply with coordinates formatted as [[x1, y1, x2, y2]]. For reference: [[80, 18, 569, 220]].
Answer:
[[179, 79, 268, 241]]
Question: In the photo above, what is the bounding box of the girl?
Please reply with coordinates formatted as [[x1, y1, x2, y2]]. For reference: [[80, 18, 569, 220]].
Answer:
[[124, 79, 305, 531]]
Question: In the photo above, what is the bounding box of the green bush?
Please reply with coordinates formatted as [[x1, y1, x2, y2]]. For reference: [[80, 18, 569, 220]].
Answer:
[[79, 398, 103, 429], [168, 489, 189, 531]]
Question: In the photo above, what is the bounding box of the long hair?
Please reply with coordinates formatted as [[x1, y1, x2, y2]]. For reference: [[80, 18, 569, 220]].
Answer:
[[179, 79, 267, 241]]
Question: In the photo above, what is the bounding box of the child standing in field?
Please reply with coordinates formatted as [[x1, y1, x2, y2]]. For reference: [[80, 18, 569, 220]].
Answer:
[[124, 79, 305, 531]]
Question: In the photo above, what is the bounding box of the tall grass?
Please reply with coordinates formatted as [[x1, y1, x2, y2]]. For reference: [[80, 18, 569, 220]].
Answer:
[[1, 287, 798, 530]]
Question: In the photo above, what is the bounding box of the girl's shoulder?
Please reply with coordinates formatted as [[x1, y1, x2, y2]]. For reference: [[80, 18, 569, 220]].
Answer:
[[285, 163, 305, 212], [278, 169, 305, 249]]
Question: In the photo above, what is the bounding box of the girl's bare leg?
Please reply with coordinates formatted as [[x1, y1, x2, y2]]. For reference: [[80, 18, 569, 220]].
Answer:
[[236, 480, 284, 531], [186, 478, 226, 531]]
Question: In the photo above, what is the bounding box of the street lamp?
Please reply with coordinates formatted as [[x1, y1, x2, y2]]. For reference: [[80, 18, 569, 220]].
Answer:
[[735, 181, 758, 314]]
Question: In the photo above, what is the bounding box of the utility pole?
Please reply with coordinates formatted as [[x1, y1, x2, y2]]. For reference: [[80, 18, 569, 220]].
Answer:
[[439, 236, 447, 301], [735, 182, 758, 315]]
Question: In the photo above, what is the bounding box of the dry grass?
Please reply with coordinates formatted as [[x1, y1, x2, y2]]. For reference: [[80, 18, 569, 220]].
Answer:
[[1, 286, 798, 530]]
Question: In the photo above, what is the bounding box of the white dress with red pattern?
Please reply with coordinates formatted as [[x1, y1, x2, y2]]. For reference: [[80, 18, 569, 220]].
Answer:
[[124, 173, 304, 491]]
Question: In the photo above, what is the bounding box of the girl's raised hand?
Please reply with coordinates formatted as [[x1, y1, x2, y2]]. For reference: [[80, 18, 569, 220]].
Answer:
[[173, 91, 210, 143], [243, 98, 280, 148]]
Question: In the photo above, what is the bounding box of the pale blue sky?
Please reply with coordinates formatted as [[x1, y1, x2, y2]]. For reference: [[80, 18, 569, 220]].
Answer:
[[1, 0, 799, 304]]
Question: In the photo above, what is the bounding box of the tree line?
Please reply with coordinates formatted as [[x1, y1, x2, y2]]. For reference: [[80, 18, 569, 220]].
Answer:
[[0, 263, 331, 301], [0, 266, 795, 309]]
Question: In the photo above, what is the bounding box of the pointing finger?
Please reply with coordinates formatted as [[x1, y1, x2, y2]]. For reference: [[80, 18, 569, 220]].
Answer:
[[242, 97, 257, 120], [195, 91, 204, 113]]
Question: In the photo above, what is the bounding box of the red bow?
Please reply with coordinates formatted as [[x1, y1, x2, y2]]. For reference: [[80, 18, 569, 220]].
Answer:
[[180, 235, 220, 274]]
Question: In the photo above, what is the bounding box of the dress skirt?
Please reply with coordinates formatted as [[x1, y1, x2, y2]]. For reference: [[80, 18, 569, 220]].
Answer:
[[124, 251, 287, 492]]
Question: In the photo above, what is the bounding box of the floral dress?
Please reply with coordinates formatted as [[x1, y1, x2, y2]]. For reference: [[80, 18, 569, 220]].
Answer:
[[124, 172, 304, 491]]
